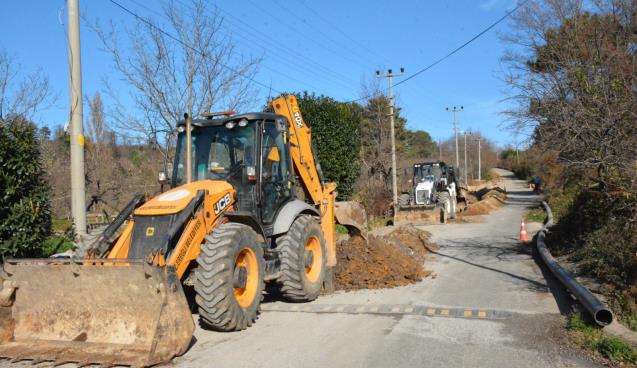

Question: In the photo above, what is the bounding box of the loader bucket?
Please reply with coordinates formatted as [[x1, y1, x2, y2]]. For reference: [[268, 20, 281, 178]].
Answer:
[[0, 259, 194, 367], [394, 205, 443, 224], [334, 201, 368, 240]]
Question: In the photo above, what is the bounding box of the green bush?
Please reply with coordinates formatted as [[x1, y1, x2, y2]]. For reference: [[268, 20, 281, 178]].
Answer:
[[511, 160, 534, 180], [295, 92, 361, 200], [0, 116, 52, 258], [548, 190, 637, 330]]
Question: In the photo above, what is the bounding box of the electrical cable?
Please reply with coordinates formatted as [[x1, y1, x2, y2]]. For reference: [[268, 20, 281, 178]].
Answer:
[[199, 0, 359, 85], [109, 0, 284, 94], [345, 0, 531, 103], [127, 0, 358, 90], [297, 0, 391, 65]]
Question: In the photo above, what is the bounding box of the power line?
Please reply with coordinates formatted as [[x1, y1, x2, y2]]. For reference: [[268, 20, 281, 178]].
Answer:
[[297, 0, 391, 65], [176, 0, 361, 87], [111, 0, 530, 106], [108, 0, 284, 94], [120, 0, 339, 94], [245, 0, 375, 69], [394, 0, 530, 89], [121, 0, 357, 94], [271, 0, 380, 69], [346, 0, 530, 103]]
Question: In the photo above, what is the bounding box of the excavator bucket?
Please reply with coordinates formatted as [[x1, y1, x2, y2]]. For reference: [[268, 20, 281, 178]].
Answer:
[[334, 201, 368, 240], [0, 259, 194, 367]]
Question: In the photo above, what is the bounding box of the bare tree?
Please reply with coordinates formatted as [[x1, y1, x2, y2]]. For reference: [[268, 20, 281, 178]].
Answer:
[[86, 92, 106, 146], [0, 49, 52, 120], [501, 0, 637, 188], [89, 0, 261, 156]]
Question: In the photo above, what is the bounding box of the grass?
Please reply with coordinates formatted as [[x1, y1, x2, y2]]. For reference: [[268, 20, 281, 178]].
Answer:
[[51, 217, 72, 234], [568, 312, 637, 364], [610, 291, 637, 332], [526, 207, 548, 223], [41, 236, 73, 257], [368, 216, 393, 230], [335, 224, 349, 235], [622, 313, 637, 332]]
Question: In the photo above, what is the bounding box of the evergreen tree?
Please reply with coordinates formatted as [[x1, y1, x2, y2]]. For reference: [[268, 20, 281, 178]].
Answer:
[[0, 116, 51, 258]]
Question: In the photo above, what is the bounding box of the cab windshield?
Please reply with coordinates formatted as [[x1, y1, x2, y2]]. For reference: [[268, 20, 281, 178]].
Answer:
[[172, 123, 256, 187], [414, 165, 441, 183]]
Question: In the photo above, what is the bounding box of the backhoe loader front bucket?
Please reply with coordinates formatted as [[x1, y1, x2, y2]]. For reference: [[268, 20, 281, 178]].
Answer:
[[334, 201, 368, 240], [0, 259, 194, 367]]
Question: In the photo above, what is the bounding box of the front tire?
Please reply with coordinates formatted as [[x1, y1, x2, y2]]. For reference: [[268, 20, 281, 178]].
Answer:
[[449, 197, 457, 219], [438, 192, 451, 224], [276, 215, 326, 301], [195, 223, 265, 331]]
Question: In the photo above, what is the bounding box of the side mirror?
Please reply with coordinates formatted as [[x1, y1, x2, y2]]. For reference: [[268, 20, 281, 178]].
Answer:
[[158, 171, 168, 185]]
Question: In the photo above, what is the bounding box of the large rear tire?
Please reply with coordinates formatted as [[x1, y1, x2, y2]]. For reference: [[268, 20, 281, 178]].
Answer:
[[195, 223, 265, 331], [276, 215, 326, 301], [399, 193, 410, 207], [438, 192, 451, 224]]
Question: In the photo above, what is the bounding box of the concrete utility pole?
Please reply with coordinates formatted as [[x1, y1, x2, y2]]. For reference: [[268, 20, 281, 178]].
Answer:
[[446, 106, 463, 170], [67, 0, 87, 238], [476, 137, 482, 181], [463, 131, 471, 185], [377, 68, 404, 205]]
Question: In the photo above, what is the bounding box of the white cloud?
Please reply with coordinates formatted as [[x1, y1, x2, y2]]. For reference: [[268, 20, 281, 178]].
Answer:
[[480, 0, 498, 10]]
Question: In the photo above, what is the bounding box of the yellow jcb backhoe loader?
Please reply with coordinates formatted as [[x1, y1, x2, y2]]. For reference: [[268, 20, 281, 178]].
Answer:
[[0, 95, 366, 367]]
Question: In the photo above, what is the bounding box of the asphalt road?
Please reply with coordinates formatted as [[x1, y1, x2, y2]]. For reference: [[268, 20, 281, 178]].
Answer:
[[172, 169, 599, 368]]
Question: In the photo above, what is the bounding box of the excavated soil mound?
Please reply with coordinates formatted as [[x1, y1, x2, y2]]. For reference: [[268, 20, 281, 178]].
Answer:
[[462, 189, 507, 216], [335, 225, 435, 290]]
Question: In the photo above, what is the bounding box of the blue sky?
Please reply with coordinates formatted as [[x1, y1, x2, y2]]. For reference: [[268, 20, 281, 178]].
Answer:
[[0, 0, 524, 146]]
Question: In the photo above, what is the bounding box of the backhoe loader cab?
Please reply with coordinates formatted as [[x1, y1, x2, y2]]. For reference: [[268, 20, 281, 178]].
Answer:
[[171, 113, 294, 228], [0, 95, 361, 367]]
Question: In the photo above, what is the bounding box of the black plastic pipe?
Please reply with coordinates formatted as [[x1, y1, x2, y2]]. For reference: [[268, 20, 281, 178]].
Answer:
[[537, 201, 613, 326]]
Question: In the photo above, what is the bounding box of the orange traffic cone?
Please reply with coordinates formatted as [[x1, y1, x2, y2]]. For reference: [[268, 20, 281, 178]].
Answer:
[[519, 218, 528, 241]]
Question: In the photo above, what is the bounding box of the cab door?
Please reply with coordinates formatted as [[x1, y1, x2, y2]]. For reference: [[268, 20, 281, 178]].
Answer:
[[259, 120, 292, 224]]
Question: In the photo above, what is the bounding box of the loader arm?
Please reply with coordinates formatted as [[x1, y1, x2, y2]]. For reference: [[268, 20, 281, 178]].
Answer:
[[270, 95, 337, 266]]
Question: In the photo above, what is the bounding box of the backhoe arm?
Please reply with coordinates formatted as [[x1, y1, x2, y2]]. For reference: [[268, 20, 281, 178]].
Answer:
[[270, 95, 337, 266]]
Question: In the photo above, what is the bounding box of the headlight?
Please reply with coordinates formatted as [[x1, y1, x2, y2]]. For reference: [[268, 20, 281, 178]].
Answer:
[[177, 125, 186, 133], [225, 121, 236, 129], [238, 119, 248, 127]]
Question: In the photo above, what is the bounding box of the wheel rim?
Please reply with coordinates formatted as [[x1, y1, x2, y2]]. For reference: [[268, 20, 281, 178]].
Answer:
[[304, 236, 322, 283], [234, 247, 259, 308]]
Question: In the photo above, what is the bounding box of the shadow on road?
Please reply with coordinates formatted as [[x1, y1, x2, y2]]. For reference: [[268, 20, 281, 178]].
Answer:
[[422, 240, 550, 293], [530, 233, 575, 315]]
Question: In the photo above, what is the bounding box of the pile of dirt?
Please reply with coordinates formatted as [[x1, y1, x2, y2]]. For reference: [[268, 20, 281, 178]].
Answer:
[[335, 225, 435, 290], [462, 188, 507, 216], [474, 187, 507, 201]]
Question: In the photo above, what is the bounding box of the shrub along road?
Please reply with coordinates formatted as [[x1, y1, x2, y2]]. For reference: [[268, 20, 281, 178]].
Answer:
[[169, 169, 599, 368]]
